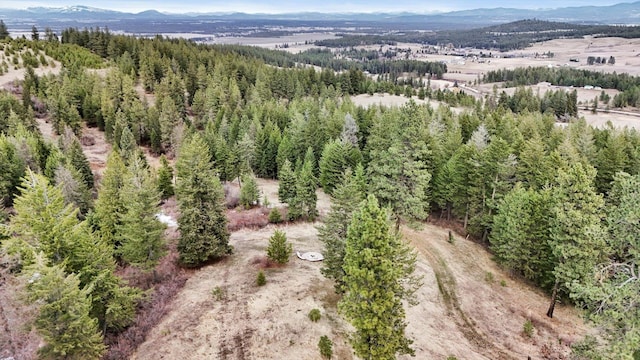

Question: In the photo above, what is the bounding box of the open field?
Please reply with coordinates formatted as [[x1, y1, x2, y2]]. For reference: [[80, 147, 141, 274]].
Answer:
[[203, 32, 339, 54], [132, 194, 589, 360]]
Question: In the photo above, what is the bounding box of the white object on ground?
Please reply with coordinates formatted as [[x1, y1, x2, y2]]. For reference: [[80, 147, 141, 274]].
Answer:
[[155, 212, 178, 227], [296, 251, 324, 262]]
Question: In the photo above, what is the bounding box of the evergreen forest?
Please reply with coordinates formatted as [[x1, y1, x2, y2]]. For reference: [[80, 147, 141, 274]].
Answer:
[[0, 26, 639, 359]]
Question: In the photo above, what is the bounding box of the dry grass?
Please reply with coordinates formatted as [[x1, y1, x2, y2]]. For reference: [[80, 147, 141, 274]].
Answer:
[[131, 181, 590, 360]]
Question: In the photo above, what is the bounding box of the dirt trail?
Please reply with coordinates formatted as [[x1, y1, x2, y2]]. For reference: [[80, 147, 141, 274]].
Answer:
[[404, 225, 589, 359], [407, 229, 513, 360]]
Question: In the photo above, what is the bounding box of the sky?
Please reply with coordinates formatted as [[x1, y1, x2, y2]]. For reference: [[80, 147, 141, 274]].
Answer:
[[0, 0, 632, 13]]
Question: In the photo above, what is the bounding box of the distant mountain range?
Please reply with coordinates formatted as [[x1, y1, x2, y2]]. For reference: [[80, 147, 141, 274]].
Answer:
[[1, 2, 640, 29]]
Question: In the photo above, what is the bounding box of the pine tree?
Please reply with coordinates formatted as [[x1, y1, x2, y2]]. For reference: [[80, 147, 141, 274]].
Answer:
[[266, 229, 292, 264], [24, 260, 105, 360], [489, 184, 555, 288], [367, 104, 432, 226], [339, 195, 418, 359], [547, 162, 608, 318], [278, 159, 296, 204], [239, 172, 260, 209], [157, 154, 174, 200], [319, 167, 365, 293], [175, 134, 231, 267], [117, 157, 166, 271], [93, 151, 128, 248]]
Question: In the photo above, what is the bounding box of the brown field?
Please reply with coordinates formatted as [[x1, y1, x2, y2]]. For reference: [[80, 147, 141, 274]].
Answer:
[[132, 188, 589, 360]]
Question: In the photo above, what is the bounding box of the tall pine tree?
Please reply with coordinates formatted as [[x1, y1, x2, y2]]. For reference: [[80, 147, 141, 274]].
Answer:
[[339, 195, 418, 359]]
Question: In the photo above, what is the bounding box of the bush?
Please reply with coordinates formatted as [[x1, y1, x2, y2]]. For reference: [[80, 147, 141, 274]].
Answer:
[[211, 286, 225, 301], [523, 319, 534, 338], [256, 270, 266, 286], [318, 335, 333, 359], [268, 208, 282, 223], [308, 308, 321, 322], [484, 271, 494, 283], [267, 230, 292, 264]]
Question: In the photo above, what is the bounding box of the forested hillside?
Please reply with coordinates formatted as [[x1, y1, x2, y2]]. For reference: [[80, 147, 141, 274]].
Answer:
[[0, 27, 639, 359]]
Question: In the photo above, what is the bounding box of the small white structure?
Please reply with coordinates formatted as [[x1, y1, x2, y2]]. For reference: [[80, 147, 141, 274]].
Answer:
[[155, 212, 178, 228], [296, 251, 324, 262]]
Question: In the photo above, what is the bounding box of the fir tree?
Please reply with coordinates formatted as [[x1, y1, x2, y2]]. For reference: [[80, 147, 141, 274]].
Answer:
[[319, 139, 360, 195], [289, 147, 317, 221], [93, 151, 128, 248], [65, 138, 94, 189], [118, 125, 137, 165], [157, 154, 174, 200], [319, 167, 365, 293], [547, 162, 607, 318], [54, 164, 93, 217], [0, 136, 26, 206], [277, 159, 296, 204], [266, 229, 292, 264], [117, 157, 166, 271], [175, 134, 231, 267], [239, 172, 260, 209], [367, 104, 432, 226], [10, 171, 141, 331], [24, 260, 106, 360]]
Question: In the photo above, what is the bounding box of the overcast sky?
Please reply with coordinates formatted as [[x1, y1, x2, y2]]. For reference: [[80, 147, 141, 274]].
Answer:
[[0, 0, 631, 13]]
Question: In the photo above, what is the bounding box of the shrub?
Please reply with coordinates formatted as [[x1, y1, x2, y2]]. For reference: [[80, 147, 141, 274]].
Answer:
[[268, 208, 282, 223], [484, 271, 494, 283], [256, 270, 266, 286], [523, 319, 534, 338], [267, 230, 292, 264], [318, 335, 333, 359], [211, 286, 225, 301], [308, 308, 321, 322], [500, 279, 507, 287]]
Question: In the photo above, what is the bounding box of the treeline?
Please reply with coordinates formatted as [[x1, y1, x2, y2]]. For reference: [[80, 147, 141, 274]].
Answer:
[[1, 29, 639, 358], [488, 87, 578, 119], [317, 19, 640, 51], [484, 66, 640, 107], [58, 28, 446, 84]]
